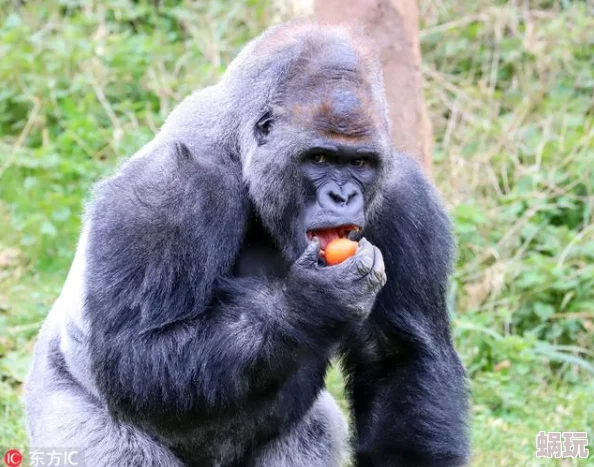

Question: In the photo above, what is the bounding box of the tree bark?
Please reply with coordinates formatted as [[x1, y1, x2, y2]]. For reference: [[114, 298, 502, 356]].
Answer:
[[313, 0, 433, 173]]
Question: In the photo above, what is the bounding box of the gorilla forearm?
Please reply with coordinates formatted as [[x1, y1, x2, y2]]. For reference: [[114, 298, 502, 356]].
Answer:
[[90, 275, 345, 428], [84, 143, 374, 432], [345, 319, 469, 466], [346, 337, 468, 466], [81, 148, 321, 426]]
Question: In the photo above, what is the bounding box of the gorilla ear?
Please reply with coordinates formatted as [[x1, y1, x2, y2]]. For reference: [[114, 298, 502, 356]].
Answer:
[[254, 111, 273, 146], [174, 142, 192, 160]]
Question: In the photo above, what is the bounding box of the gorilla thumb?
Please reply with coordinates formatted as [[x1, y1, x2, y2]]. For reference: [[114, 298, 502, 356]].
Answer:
[[296, 238, 321, 268]]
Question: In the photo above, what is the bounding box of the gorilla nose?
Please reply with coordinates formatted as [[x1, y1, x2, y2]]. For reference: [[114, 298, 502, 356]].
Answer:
[[320, 183, 363, 214], [328, 189, 355, 205]]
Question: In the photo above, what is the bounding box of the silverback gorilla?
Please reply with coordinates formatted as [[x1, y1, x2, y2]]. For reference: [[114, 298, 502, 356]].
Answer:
[[25, 21, 468, 467]]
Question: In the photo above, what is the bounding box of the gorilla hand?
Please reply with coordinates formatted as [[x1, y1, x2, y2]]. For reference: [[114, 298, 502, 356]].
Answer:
[[289, 237, 387, 323]]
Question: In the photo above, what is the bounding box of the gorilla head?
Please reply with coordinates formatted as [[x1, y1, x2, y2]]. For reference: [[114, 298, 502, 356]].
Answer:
[[223, 22, 393, 261]]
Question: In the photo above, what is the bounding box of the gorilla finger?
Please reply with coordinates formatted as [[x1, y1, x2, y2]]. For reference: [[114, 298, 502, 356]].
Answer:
[[296, 238, 321, 268], [357, 256, 373, 275], [357, 237, 373, 251], [355, 252, 374, 276], [371, 265, 387, 288], [354, 238, 374, 261], [358, 237, 370, 248], [371, 246, 386, 276]]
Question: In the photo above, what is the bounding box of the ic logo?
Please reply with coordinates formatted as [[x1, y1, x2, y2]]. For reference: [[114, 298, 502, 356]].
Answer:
[[3, 449, 22, 467]]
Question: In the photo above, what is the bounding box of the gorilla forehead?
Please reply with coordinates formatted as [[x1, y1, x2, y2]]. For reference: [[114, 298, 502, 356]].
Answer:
[[313, 86, 374, 139], [281, 31, 384, 139], [284, 84, 379, 141]]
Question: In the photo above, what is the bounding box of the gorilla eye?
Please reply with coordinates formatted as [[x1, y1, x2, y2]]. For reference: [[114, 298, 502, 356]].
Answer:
[[255, 112, 273, 145], [351, 158, 366, 167], [310, 154, 327, 164]]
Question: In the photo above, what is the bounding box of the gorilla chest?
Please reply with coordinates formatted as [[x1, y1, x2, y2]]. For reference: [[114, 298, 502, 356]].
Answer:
[[232, 219, 290, 278], [233, 243, 287, 277]]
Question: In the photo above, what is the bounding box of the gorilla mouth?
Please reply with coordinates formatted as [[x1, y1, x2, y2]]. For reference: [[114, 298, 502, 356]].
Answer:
[[307, 225, 360, 251]]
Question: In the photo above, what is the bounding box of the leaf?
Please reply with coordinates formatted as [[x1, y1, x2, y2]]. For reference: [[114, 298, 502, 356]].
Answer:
[[533, 345, 594, 375], [40, 221, 57, 237], [0, 349, 31, 384], [533, 303, 555, 321]]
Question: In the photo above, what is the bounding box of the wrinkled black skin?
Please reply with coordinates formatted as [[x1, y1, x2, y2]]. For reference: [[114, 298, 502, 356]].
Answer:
[[300, 144, 380, 232], [86, 83, 467, 467]]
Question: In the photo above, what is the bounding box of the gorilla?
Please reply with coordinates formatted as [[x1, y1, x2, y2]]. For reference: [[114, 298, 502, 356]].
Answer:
[[25, 21, 468, 467]]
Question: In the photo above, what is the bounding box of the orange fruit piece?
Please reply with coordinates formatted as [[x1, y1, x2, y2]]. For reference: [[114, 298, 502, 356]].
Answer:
[[325, 238, 358, 266]]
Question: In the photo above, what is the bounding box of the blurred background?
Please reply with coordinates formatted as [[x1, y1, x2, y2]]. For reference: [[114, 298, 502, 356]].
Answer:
[[0, 0, 592, 465]]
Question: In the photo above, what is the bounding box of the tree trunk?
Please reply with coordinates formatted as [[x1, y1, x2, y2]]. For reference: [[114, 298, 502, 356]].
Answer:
[[313, 0, 433, 173]]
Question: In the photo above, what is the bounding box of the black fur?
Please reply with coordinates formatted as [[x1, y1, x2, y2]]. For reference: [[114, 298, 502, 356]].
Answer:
[[78, 23, 468, 467], [85, 147, 468, 465], [344, 155, 469, 466], [86, 143, 352, 465]]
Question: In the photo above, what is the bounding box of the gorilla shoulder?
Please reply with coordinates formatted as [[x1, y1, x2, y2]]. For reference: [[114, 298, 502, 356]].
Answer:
[[87, 141, 249, 330]]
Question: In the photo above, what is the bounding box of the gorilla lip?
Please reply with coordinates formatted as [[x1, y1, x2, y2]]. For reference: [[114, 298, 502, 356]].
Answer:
[[307, 225, 360, 252]]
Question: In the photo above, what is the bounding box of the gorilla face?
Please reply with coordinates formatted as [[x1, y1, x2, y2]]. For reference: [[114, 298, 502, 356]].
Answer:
[[246, 36, 390, 262], [299, 142, 377, 244]]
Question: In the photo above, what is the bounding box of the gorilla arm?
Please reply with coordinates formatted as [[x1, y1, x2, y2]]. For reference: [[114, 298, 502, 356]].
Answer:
[[84, 142, 367, 431], [342, 155, 469, 466]]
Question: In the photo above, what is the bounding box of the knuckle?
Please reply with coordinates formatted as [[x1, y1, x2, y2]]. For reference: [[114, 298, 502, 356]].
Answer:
[[375, 260, 385, 276], [356, 256, 373, 275], [357, 246, 374, 261], [367, 268, 386, 289], [374, 248, 385, 263], [378, 272, 387, 287]]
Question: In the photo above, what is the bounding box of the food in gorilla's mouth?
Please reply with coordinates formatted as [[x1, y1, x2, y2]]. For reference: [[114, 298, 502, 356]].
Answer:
[[324, 238, 358, 265], [306, 225, 360, 252]]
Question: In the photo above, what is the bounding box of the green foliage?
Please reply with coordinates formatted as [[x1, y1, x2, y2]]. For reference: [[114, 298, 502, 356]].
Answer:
[[0, 0, 592, 464], [420, 1, 594, 462], [0, 0, 268, 272], [421, 0, 594, 375]]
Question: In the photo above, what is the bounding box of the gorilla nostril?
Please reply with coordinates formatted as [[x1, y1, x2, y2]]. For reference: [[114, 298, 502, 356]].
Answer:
[[347, 192, 357, 203], [329, 191, 347, 205]]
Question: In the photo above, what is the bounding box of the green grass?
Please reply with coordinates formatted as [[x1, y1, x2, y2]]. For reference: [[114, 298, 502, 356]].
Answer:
[[1, 0, 593, 465]]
